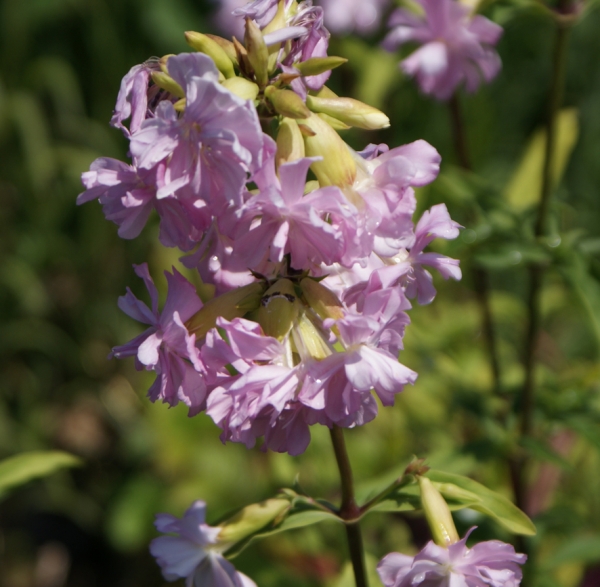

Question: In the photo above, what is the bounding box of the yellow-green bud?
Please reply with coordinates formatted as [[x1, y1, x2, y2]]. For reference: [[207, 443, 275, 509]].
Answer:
[[186, 282, 266, 337], [292, 312, 332, 360], [185, 31, 236, 79], [265, 86, 310, 120], [218, 498, 290, 544], [159, 54, 175, 74], [151, 71, 185, 98], [276, 117, 306, 167], [262, 0, 287, 37], [299, 278, 344, 321], [317, 112, 350, 131], [173, 98, 186, 112], [221, 77, 260, 101], [205, 34, 239, 66], [301, 113, 357, 187], [418, 476, 460, 547], [295, 56, 347, 77], [311, 85, 338, 98], [255, 279, 300, 340], [244, 18, 269, 88], [306, 95, 390, 130]]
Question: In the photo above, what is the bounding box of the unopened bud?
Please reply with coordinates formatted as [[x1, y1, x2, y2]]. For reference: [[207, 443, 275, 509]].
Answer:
[[266, 86, 310, 119], [292, 312, 332, 360], [186, 282, 266, 337], [244, 18, 269, 88], [185, 31, 236, 79], [301, 113, 356, 187], [276, 118, 305, 167], [295, 56, 347, 77], [222, 77, 260, 101], [173, 98, 186, 112], [299, 278, 344, 321], [205, 34, 238, 66], [261, 0, 287, 37], [418, 476, 460, 547], [218, 498, 290, 544], [306, 95, 390, 130], [159, 55, 175, 74], [317, 112, 350, 131], [255, 279, 300, 340], [151, 71, 185, 98]]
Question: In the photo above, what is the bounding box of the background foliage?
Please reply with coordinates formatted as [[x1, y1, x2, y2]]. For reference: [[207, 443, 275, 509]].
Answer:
[[0, 0, 599, 586]]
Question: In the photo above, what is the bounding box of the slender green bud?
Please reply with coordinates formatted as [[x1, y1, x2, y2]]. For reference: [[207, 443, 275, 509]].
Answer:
[[301, 113, 356, 187], [265, 86, 310, 119], [295, 56, 347, 77], [306, 95, 390, 130], [262, 0, 287, 37], [159, 55, 175, 74], [218, 498, 290, 544], [299, 278, 344, 321], [151, 71, 185, 98], [186, 282, 266, 337], [244, 18, 269, 88], [173, 98, 186, 112], [205, 34, 238, 66], [317, 112, 350, 131], [185, 31, 236, 79], [292, 312, 332, 360], [311, 85, 338, 98], [418, 476, 460, 547], [276, 117, 305, 167], [222, 77, 260, 101], [255, 279, 300, 340]]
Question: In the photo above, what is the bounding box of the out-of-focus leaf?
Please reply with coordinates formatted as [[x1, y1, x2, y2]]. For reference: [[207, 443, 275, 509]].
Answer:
[[426, 470, 536, 536], [474, 243, 550, 270], [564, 416, 600, 452], [504, 108, 579, 211], [542, 535, 600, 568], [331, 552, 381, 587], [519, 437, 573, 470], [0, 451, 81, 500]]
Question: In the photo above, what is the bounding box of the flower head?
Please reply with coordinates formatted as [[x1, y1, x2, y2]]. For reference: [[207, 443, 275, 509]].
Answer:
[[383, 0, 503, 100], [377, 527, 526, 587]]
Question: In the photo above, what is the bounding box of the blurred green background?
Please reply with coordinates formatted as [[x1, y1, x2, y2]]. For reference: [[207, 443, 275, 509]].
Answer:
[[1, 0, 600, 586]]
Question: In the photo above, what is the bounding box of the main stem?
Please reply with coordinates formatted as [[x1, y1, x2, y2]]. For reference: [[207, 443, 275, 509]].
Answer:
[[448, 94, 501, 393], [330, 425, 368, 587]]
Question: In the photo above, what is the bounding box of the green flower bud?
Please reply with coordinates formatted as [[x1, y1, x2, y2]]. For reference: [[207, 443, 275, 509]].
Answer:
[[244, 18, 269, 88], [265, 86, 310, 120], [205, 34, 238, 66], [276, 117, 306, 167], [151, 71, 185, 98], [185, 31, 236, 79], [221, 77, 260, 101], [299, 278, 344, 321], [418, 476, 460, 547], [255, 279, 300, 340], [218, 498, 290, 545], [186, 282, 266, 337], [295, 56, 347, 77], [317, 112, 350, 131], [291, 312, 332, 360], [306, 95, 390, 130], [301, 113, 356, 187]]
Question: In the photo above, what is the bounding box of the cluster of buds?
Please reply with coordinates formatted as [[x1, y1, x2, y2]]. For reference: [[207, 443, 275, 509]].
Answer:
[[78, 0, 462, 456]]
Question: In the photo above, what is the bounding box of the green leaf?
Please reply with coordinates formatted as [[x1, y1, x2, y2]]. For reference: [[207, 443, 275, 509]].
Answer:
[[504, 108, 579, 212], [0, 451, 82, 500], [542, 535, 600, 569], [519, 437, 573, 470], [426, 470, 536, 536]]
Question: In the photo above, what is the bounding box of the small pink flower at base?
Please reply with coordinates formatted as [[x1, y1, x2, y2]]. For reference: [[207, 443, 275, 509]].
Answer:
[[151, 501, 257, 587], [383, 0, 503, 100], [377, 527, 526, 587]]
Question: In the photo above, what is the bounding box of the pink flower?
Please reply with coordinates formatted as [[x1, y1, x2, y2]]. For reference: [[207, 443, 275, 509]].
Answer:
[[383, 0, 503, 100], [319, 0, 388, 35], [110, 264, 207, 415], [377, 528, 526, 587], [151, 500, 257, 587]]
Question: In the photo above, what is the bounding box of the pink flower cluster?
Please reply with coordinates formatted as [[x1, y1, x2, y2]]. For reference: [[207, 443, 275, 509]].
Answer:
[[79, 0, 463, 456]]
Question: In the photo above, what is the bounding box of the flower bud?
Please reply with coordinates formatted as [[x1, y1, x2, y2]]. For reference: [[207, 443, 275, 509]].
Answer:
[[317, 112, 350, 131], [295, 56, 347, 77], [306, 95, 390, 130], [299, 278, 344, 321], [265, 86, 310, 120], [151, 71, 185, 98], [418, 476, 460, 547], [186, 282, 266, 338], [301, 113, 357, 187], [291, 312, 332, 360], [205, 34, 238, 66], [276, 118, 305, 167], [255, 279, 300, 340], [222, 77, 260, 101], [244, 18, 269, 88], [185, 31, 236, 79]]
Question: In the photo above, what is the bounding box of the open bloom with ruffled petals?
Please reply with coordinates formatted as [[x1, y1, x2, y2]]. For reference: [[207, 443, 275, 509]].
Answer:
[[110, 264, 207, 415], [383, 0, 503, 100], [151, 500, 257, 587], [377, 527, 526, 587]]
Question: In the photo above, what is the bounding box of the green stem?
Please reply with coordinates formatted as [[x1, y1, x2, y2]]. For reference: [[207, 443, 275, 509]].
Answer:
[[449, 94, 501, 393], [330, 426, 368, 587]]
